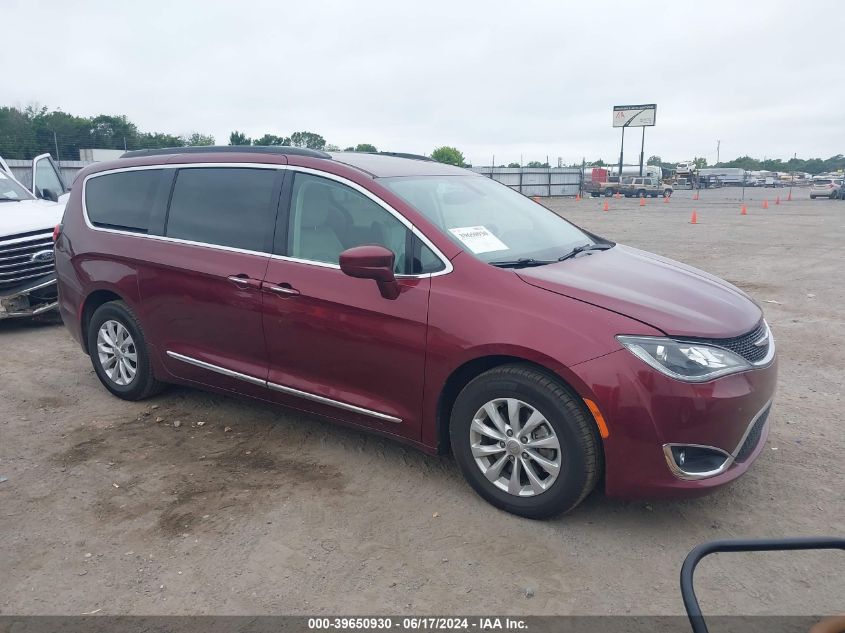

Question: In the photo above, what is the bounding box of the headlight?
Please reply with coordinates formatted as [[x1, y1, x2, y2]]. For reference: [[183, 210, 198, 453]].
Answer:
[[616, 335, 751, 382]]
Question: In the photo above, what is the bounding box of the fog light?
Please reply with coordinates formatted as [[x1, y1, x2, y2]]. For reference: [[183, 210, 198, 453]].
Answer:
[[664, 444, 731, 480]]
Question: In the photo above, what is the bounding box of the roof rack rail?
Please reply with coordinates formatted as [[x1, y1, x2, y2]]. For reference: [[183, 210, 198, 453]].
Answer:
[[371, 151, 435, 162], [120, 146, 332, 159]]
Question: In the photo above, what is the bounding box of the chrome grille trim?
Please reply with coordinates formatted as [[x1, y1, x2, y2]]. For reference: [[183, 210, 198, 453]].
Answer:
[[0, 231, 55, 292]]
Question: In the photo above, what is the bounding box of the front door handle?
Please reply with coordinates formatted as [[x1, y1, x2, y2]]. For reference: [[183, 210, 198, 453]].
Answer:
[[263, 282, 300, 297], [227, 274, 262, 289]]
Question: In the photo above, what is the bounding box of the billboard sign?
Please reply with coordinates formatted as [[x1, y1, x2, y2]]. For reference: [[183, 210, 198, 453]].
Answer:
[[613, 104, 656, 127]]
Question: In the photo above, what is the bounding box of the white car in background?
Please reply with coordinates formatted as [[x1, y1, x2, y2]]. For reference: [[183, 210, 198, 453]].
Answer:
[[809, 177, 842, 200], [0, 154, 69, 319]]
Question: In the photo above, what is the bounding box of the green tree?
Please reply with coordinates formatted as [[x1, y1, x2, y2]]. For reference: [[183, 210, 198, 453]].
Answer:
[[646, 155, 662, 166], [588, 159, 606, 167], [0, 106, 40, 159], [138, 132, 185, 149], [325, 144, 341, 151], [507, 162, 521, 168], [229, 130, 252, 146], [343, 146, 355, 151], [253, 133, 290, 146], [527, 160, 550, 168], [89, 114, 139, 149], [430, 146, 465, 166], [354, 143, 377, 153], [693, 156, 708, 169], [185, 132, 215, 146], [289, 131, 326, 150]]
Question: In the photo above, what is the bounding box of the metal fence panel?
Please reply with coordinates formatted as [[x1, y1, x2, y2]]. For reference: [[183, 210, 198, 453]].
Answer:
[[6, 159, 93, 189], [472, 166, 582, 197]]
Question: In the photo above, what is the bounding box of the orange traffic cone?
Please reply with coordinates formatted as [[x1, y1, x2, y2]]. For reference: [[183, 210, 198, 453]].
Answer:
[[663, 194, 669, 203], [787, 190, 792, 201], [690, 210, 698, 224], [532, 196, 540, 203], [775, 196, 780, 205], [639, 196, 646, 207], [614, 191, 621, 199], [603, 200, 609, 212], [575, 193, 581, 202], [763, 199, 769, 209], [741, 204, 747, 215], [693, 191, 700, 201]]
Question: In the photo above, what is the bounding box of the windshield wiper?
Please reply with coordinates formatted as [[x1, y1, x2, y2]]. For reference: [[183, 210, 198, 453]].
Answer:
[[557, 242, 614, 262], [489, 258, 555, 268]]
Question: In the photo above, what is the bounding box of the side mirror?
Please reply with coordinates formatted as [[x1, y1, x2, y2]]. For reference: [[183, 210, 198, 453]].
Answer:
[[339, 245, 400, 300], [41, 188, 59, 203]]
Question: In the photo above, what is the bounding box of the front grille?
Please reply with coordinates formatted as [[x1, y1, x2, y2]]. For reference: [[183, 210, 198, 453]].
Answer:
[[692, 320, 770, 364], [0, 231, 55, 292], [735, 406, 770, 462]]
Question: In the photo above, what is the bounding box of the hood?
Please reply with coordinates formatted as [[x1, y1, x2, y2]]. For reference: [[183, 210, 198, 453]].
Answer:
[[0, 199, 65, 237], [517, 244, 762, 338]]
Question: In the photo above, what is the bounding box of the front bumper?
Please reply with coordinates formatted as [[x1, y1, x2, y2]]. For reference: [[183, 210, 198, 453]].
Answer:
[[0, 275, 58, 319], [571, 347, 778, 499]]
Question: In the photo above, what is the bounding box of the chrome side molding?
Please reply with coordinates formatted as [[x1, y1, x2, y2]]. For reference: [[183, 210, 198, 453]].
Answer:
[[165, 350, 402, 424]]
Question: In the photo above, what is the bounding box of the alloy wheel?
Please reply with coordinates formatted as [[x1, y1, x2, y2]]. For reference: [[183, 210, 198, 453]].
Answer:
[[469, 398, 562, 497], [97, 319, 138, 386]]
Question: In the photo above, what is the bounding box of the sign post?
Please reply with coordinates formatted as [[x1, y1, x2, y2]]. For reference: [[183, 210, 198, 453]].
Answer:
[[613, 104, 656, 180]]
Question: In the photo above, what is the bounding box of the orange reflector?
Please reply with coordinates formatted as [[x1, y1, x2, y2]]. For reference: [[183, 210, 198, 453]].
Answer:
[[584, 398, 609, 439]]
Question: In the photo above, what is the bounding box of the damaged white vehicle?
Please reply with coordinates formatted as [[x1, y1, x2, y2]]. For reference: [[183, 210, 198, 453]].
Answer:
[[0, 154, 68, 319]]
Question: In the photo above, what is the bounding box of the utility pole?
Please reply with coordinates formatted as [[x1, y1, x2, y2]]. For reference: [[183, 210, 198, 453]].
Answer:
[[53, 130, 60, 161], [639, 127, 646, 176], [716, 140, 720, 166], [618, 125, 626, 181]]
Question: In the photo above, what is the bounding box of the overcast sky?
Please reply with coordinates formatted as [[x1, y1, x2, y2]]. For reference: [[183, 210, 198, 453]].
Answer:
[[6, 0, 844, 166]]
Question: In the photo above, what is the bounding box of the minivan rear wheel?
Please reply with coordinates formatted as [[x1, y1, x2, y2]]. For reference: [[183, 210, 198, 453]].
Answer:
[[88, 301, 164, 400], [450, 365, 601, 518]]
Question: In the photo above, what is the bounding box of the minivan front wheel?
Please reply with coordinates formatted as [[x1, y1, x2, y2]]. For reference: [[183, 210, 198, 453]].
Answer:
[[88, 301, 164, 400], [450, 365, 601, 518]]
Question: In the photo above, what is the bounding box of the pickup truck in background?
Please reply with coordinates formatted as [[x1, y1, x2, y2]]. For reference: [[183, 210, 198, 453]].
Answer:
[[583, 168, 628, 197], [0, 154, 69, 320], [620, 176, 673, 198]]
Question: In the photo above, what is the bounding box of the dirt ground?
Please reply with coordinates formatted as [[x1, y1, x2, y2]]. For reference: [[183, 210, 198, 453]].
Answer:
[[1, 186, 843, 616]]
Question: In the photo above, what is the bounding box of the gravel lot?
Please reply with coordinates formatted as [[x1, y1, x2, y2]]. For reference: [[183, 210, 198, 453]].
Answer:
[[1, 186, 843, 616]]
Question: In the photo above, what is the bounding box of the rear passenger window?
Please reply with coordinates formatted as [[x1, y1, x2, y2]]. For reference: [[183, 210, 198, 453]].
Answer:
[[166, 168, 278, 251], [85, 169, 162, 233]]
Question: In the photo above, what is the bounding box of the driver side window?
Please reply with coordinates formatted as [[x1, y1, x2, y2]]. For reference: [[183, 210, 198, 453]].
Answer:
[[287, 173, 442, 275]]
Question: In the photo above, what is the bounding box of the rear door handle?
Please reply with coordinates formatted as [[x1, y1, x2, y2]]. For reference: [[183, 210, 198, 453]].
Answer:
[[262, 282, 300, 297], [227, 274, 262, 289]]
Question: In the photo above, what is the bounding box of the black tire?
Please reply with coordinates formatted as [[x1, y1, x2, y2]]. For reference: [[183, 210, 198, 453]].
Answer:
[[663, 189, 672, 198], [637, 189, 646, 198], [810, 195, 816, 199], [450, 364, 602, 519], [87, 300, 165, 401], [604, 188, 613, 197]]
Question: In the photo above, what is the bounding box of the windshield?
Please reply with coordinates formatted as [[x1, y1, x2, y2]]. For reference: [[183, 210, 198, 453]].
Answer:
[[0, 170, 36, 202], [380, 175, 593, 264]]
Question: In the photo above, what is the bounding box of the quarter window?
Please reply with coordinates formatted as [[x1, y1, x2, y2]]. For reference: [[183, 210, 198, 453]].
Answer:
[[287, 173, 443, 275], [166, 168, 278, 251], [85, 169, 162, 233]]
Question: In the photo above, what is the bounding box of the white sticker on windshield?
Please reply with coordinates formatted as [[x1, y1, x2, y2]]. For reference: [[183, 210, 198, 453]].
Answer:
[[448, 225, 508, 254]]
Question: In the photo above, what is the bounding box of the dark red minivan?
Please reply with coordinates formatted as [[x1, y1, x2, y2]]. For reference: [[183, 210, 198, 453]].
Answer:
[[54, 147, 777, 518]]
